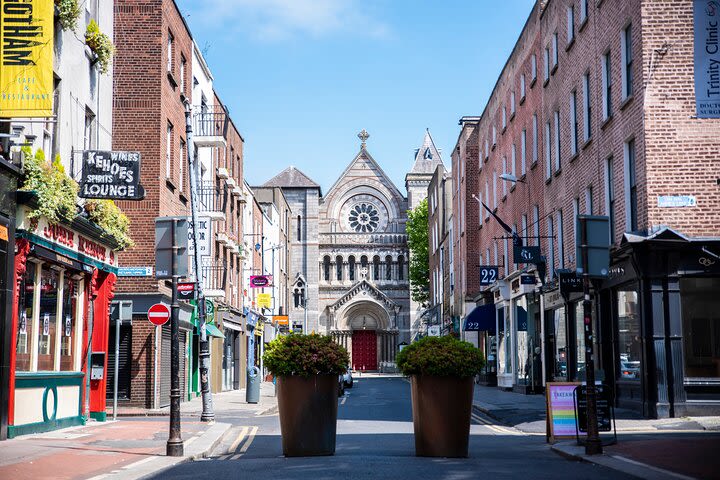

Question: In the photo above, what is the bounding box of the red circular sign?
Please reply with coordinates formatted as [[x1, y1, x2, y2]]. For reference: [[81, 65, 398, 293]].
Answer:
[[147, 303, 171, 326]]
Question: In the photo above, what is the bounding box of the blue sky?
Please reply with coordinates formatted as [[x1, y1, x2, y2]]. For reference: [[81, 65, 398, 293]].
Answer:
[[176, 0, 535, 192]]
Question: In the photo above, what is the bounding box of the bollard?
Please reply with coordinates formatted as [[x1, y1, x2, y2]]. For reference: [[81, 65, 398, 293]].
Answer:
[[246, 366, 261, 404]]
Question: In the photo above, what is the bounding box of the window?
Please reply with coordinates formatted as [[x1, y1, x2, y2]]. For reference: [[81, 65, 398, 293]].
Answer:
[[179, 140, 185, 191], [484, 181, 490, 220], [84, 108, 96, 151], [532, 113, 538, 164], [552, 32, 559, 68], [373, 255, 380, 280], [16, 264, 35, 371], [548, 216, 555, 278], [398, 256, 405, 280], [323, 256, 331, 281], [625, 139, 638, 231], [544, 47, 550, 82], [580, 0, 588, 24], [554, 110, 561, 171], [38, 265, 58, 371], [167, 31, 174, 73], [493, 242, 498, 266], [349, 256, 356, 281], [492, 125, 497, 146], [521, 129, 527, 175], [180, 54, 186, 93], [336, 255, 343, 281], [621, 24, 633, 100], [605, 157, 615, 242], [166, 122, 173, 179], [531, 54, 537, 83], [533, 205, 540, 246], [385, 255, 393, 280], [521, 214, 528, 246], [602, 51, 612, 120], [502, 157, 507, 196], [617, 286, 641, 381], [510, 91, 516, 117], [60, 278, 78, 371], [502, 106, 507, 130], [585, 186, 593, 214], [297, 215, 302, 241], [493, 170, 498, 208], [511, 144, 517, 177], [570, 90, 578, 156], [583, 72, 592, 142], [557, 210, 565, 268], [484, 139, 489, 160], [680, 278, 720, 381], [545, 120, 552, 179], [520, 74, 526, 100], [573, 197, 580, 254], [567, 5, 575, 44], [504, 237, 509, 276]]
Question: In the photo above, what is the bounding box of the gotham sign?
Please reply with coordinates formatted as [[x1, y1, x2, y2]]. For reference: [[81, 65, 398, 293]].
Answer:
[[80, 150, 145, 200]]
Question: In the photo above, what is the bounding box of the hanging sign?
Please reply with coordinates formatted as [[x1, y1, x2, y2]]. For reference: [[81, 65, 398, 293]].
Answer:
[[513, 245, 541, 264], [80, 151, 145, 200], [0, 0, 53, 118], [176, 282, 196, 300], [478, 266, 499, 285], [694, 0, 720, 117], [250, 275, 273, 288], [257, 293, 272, 309]]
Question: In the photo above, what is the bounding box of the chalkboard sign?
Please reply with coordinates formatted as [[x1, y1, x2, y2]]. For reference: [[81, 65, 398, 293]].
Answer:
[[546, 382, 581, 443], [574, 384, 613, 433], [80, 150, 145, 200]]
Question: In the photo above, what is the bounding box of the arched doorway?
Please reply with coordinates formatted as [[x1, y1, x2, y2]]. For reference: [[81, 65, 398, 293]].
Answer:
[[350, 313, 380, 371]]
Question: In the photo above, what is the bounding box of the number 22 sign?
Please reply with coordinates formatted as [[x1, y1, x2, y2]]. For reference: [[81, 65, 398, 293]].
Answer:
[[479, 266, 499, 285]]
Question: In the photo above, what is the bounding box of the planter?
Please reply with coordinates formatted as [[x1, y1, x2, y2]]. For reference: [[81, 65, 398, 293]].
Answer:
[[277, 374, 339, 457], [410, 375, 474, 457]]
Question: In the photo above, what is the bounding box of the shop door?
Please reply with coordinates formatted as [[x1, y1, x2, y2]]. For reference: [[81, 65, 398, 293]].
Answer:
[[106, 323, 132, 400], [160, 325, 171, 407], [352, 330, 377, 371]]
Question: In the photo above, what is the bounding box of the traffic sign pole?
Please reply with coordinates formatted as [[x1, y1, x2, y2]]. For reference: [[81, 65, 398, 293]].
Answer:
[[166, 269, 183, 456]]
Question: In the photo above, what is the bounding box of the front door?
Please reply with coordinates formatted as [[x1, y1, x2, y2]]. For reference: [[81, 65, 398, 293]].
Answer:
[[352, 330, 377, 371]]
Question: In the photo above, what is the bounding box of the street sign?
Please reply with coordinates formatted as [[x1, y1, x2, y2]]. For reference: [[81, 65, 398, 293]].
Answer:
[[513, 245, 541, 264], [478, 266, 499, 285], [79, 150, 145, 200], [177, 282, 196, 301], [147, 303, 170, 326], [117, 266, 153, 277], [520, 274, 536, 285]]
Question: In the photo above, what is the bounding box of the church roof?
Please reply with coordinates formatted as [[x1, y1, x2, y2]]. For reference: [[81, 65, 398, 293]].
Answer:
[[408, 129, 444, 175], [261, 166, 321, 191]]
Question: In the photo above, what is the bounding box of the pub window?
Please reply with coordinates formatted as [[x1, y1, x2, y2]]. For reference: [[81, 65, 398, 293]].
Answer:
[[16, 263, 36, 371], [60, 278, 78, 371], [617, 286, 641, 381], [38, 265, 59, 371]]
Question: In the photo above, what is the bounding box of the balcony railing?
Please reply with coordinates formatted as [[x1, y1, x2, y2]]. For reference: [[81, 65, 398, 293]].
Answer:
[[197, 181, 228, 220], [201, 261, 227, 298], [193, 105, 229, 147], [319, 232, 408, 246]]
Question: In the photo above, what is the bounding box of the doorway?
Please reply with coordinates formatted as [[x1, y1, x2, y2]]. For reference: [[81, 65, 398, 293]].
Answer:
[[352, 330, 377, 371]]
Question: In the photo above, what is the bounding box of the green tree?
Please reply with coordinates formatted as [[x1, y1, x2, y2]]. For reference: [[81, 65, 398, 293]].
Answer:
[[407, 198, 430, 306]]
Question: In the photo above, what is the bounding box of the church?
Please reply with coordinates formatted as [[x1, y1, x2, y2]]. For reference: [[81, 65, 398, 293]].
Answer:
[[260, 130, 443, 370]]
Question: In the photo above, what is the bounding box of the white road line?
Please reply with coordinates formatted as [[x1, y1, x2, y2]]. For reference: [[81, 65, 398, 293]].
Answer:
[[340, 396, 347, 405]]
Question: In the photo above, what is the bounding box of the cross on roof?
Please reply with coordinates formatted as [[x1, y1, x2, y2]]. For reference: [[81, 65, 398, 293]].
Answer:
[[358, 129, 369, 148]]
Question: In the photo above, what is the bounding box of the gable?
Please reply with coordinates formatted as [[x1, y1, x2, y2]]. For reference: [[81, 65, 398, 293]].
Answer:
[[329, 279, 399, 313], [323, 148, 405, 204]]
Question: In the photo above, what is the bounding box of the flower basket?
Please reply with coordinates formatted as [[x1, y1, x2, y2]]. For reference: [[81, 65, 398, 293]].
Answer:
[[397, 336, 485, 457], [263, 334, 349, 457]]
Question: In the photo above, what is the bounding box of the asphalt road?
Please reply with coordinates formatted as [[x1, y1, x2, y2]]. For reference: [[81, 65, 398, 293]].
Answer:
[[150, 376, 633, 479]]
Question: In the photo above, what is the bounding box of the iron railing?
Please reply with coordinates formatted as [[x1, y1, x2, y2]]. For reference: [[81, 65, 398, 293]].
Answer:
[[193, 105, 229, 139], [197, 181, 228, 215], [201, 260, 227, 293]]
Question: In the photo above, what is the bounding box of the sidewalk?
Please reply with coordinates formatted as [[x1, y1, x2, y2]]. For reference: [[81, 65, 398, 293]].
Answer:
[[0, 382, 278, 480], [472, 383, 720, 479]]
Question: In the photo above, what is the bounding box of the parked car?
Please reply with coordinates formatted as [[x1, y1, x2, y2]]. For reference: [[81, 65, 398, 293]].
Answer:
[[338, 374, 345, 397], [621, 361, 640, 379], [343, 368, 354, 388]]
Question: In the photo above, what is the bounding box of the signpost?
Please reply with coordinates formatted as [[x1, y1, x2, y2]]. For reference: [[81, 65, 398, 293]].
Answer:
[[147, 303, 170, 327], [79, 150, 145, 200]]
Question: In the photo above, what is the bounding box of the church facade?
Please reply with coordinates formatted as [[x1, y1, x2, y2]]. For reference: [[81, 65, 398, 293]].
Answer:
[[261, 130, 443, 370]]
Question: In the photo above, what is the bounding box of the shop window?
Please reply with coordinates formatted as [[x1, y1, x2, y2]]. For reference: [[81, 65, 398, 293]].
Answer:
[[681, 278, 720, 379], [575, 302, 586, 377], [38, 265, 59, 371], [617, 286, 641, 380], [552, 306, 568, 380], [60, 278, 78, 371], [16, 263, 35, 371]]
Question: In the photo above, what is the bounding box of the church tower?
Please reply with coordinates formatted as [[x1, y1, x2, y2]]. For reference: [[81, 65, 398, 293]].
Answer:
[[405, 129, 444, 210]]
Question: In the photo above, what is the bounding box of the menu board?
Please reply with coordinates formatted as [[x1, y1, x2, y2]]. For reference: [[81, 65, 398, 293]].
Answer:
[[546, 382, 580, 443]]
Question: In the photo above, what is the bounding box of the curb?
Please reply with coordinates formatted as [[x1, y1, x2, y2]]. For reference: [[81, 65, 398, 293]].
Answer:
[[550, 443, 697, 480]]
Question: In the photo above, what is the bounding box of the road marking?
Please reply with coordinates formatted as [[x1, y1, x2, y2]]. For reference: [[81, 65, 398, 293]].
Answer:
[[340, 395, 347, 405], [229, 426, 258, 460], [184, 435, 199, 448], [228, 426, 250, 453]]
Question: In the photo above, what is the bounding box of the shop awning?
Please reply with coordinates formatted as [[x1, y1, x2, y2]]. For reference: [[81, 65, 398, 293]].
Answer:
[[204, 323, 225, 338], [463, 304, 495, 332]]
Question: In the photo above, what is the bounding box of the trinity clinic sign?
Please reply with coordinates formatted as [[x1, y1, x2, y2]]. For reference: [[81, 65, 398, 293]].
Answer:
[[695, 0, 720, 117], [80, 151, 145, 200]]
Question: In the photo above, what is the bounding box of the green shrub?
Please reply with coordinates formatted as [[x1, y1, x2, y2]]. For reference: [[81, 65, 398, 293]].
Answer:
[[396, 336, 485, 378], [20, 148, 78, 224], [84, 199, 134, 250], [55, 0, 81, 31], [85, 19, 115, 74], [263, 333, 349, 377]]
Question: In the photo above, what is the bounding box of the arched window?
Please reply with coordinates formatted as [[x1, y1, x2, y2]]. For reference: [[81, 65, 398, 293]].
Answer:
[[385, 255, 393, 280], [360, 255, 368, 269], [336, 255, 343, 281], [398, 255, 405, 280], [297, 215, 302, 241], [349, 256, 356, 281], [323, 256, 331, 281], [373, 255, 380, 280]]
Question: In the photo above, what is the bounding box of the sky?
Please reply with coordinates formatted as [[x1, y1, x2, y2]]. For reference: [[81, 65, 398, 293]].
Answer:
[[176, 0, 536, 192]]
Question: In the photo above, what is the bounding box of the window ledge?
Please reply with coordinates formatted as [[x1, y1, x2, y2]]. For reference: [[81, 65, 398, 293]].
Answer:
[[601, 115, 614, 130], [545, 176, 552, 185], [502, 126, 507, 134], [566, 38, 575, 51], [519, 95, 526, 105], [520, 173, 527, 182], [165, 178, 177, 191], [569, 152, 579, 163], [543, 77, 550, 88], [530, 160, 538, 170], [492, 143, 497, 151], [510, 184, 517, 193], [554, 167, 562, 177], [620, 94, 634, 111], [502, 194, 507, 202], [530, 77, 537, 88], [551, 64, 558, 75], [579, 18, 588, 32], [179, 191, 188, 204], [167, 71, 178, 88], [582, 137, 593, 150]]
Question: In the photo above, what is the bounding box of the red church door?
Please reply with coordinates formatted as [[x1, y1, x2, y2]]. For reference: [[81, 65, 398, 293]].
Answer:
[[352, 330, 377, 372]]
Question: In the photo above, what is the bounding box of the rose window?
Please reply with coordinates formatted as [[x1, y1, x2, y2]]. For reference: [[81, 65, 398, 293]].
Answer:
[[348, 203, 380, 232]]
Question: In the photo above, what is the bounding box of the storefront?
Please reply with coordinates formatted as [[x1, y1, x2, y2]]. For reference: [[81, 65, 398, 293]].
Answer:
[[10, 202, 119, 437], [599, 228, 720, 418], [221, 309, 245, 391]]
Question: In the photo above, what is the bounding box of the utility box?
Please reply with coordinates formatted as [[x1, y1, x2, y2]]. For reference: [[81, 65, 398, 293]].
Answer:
[[90, 352, 106, 380]]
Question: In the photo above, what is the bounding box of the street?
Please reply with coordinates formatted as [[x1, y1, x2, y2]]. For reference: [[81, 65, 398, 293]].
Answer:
[[151, 376, 631, 480]]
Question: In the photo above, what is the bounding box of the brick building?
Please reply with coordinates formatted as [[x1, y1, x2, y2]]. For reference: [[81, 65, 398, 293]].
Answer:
[[427, 162, 454, 337], [454, 0, 720, 417]]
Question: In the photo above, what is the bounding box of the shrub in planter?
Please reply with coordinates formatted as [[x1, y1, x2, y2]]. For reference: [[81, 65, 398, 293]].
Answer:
[[397, 336, 485, 458], [85, 19, 115, 74], [20, 148, 78, 224], [55, 0, 81, 31], [84, 199, 134, 250], [263, 334, 349, 457]]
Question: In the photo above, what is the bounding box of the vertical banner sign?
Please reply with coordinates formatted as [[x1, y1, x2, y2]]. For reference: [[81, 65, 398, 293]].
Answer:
[[0, 0, 54, 117], [695, 0, 720, 117]]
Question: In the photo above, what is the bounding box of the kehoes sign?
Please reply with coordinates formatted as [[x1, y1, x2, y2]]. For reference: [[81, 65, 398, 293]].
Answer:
[[80, 151, 145, 200]]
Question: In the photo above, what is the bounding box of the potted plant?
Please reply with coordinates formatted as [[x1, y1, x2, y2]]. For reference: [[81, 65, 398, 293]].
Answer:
[[263, 333, 349, 457], [85, 19, 115, 74], [396, 335, 484, 458], [55, 0, 81, 31]]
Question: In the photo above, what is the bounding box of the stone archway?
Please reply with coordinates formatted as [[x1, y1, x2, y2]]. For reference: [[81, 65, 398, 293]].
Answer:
[[331, 300, 399, 371]]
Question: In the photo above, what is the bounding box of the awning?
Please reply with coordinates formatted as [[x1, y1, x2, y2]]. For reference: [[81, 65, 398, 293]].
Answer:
[[204, 323, 225, 338], [463, 304, 496, 332]]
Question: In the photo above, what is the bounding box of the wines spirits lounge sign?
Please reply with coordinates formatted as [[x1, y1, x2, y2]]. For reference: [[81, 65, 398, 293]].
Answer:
[[80, 150, 145, 200]]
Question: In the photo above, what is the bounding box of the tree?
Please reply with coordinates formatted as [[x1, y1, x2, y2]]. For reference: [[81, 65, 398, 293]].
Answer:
[[407, 198, 430, 306]]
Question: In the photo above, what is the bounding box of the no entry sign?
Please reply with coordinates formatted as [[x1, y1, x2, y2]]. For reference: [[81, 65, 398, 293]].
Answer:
[[148, 303, 171, 326]]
